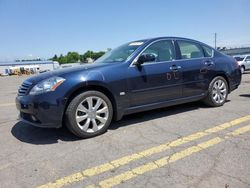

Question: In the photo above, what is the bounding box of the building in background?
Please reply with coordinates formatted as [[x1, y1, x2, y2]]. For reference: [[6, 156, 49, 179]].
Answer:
[[85, 57, 94, 64], [220, 47, 250, 56], [60, 62, 81, 68], [0, 60, 59, 76]]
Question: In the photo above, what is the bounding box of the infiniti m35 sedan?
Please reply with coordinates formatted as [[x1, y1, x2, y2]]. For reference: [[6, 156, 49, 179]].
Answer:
[[16, 37, 241, 138]]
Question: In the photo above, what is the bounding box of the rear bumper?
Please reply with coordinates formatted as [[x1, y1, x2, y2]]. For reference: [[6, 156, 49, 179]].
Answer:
[[16, 93, 67, 128], [229, 68, 242, 93], [230, 83, 240, 92]]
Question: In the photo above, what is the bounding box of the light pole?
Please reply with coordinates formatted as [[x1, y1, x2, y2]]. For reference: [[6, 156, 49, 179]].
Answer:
[[214, 33, 217, 49]]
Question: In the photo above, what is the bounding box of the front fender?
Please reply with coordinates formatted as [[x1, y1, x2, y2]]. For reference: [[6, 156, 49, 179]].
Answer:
[[62, 69, 127, 121]]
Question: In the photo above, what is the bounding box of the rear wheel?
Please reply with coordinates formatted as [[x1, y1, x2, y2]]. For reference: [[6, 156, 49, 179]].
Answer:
[[203, 76, 228, 107], [65, 91, 113, 138]]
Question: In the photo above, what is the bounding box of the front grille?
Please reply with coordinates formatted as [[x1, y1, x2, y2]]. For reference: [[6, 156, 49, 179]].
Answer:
[[18, 81, 33, 96]]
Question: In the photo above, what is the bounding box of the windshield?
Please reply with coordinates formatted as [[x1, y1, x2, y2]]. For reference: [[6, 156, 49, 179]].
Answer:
[[234, 56, 244, 61], [95, 41, 144, 63]]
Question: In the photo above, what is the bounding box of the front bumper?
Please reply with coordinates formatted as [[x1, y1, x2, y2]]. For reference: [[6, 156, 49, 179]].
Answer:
[[16, 93, 67, 128]]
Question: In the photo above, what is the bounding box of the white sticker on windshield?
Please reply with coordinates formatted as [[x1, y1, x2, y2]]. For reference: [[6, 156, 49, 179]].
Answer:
[[129, 42, 144, 46]]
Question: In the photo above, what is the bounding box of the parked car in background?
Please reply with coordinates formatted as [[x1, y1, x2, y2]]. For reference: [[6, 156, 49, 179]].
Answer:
[[16, 37, 242, 138], [234, 55, 250, 73], [0, 73, 9, 76]]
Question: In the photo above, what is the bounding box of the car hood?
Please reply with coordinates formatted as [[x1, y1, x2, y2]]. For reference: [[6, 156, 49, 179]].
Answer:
[[25, 63, 113, 84]]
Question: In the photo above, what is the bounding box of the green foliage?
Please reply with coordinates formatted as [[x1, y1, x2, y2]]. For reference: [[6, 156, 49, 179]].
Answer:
[[51, 54, 58, 61], [66, 52, 80, 64], [58, 54, 67, 64], [52, 50, 105, 64], [80, 51, 105, 62]]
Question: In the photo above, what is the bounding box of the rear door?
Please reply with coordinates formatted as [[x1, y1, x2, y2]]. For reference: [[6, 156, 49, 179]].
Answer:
[[176, 40, 213, 97], [127, 40, 182, 107]]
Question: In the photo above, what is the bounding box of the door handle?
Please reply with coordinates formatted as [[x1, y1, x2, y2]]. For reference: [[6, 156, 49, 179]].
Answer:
[[201, 60, 214, 73], [204, 61, 214, 66], [170, 65, 181, 72]]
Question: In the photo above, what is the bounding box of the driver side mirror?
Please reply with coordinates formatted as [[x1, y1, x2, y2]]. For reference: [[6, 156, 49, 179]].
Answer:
[[135, 53, 156, 66]]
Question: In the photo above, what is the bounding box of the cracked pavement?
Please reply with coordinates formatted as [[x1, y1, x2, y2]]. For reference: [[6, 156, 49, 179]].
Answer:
[[0, 73, 250, 188]]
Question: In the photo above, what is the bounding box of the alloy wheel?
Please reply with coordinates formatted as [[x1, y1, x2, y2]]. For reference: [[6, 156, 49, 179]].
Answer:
[[75, 96, 109, 133], [212, 79, 227, 104]]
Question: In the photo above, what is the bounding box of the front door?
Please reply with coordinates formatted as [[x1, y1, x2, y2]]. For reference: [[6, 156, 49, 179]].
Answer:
[[127, 40, 182, 107]]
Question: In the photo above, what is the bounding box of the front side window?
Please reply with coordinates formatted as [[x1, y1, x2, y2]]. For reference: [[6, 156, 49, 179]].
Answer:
[[246, 56, 250, 61], [141, 40, 175, 63], [178, 41, 204, 59]]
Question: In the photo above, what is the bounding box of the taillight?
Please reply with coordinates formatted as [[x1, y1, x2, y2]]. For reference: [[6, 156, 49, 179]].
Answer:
[[234, 59, 240, 68]]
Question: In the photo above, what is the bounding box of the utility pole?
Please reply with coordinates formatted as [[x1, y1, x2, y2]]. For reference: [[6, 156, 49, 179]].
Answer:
[[214, 33, 217, 49]]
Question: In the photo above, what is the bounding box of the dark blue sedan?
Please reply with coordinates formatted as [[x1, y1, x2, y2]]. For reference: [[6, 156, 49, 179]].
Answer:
[[16, 37, 242, 138]]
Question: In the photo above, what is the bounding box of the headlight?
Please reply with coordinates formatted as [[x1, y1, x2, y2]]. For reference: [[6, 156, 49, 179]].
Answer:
[[29, 76, 65, 95]]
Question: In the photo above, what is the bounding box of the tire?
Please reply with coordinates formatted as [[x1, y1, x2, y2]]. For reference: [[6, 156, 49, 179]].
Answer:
[[203, 76, 228, 107], [65, 90, 113, 138], [241, 66, 245, 74]]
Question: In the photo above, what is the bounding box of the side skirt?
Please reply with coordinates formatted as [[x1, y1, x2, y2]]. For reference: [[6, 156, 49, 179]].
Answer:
[[123, 94, 205, 116]]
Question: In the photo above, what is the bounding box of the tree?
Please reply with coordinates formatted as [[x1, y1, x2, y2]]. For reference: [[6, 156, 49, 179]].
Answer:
[[51, 50, 105, 64], [80, 51, 105, 62], [66, 52, 80, 63], [58, 54, 67, 64], [92, 51, 105, 60], [52, 54, 58, 61]]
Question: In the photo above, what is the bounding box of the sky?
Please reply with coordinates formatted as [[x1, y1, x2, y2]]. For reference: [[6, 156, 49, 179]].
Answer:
[[0, 0, 250, 61]]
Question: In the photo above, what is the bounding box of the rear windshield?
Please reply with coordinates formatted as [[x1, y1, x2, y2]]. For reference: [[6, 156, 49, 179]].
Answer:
[[234, 57, 244, 61]]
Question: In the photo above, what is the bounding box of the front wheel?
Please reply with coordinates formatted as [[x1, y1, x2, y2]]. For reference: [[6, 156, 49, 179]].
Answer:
[[65, 91, 113, 138], [203, 76, 228, 107]]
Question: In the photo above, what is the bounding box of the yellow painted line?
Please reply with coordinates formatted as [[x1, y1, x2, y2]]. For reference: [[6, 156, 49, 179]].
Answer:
[[96, 124, 250, 188], [37, 115, 250, 188], [0, 103, 15, 107], [227, 124, 250, 137]]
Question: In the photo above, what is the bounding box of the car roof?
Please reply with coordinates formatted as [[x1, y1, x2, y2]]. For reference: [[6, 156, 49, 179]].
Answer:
[[148, 36, 204, 42], [132, 37, 213, 48]]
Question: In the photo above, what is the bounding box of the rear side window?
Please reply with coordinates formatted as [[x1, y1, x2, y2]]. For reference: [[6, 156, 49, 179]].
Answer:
[[202, 45, 213, 57], [178, 41, 204, 59]]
